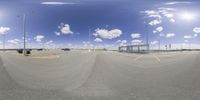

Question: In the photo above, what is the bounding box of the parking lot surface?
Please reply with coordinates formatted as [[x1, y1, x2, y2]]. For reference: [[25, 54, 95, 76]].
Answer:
[[0, 50, 200, 100]]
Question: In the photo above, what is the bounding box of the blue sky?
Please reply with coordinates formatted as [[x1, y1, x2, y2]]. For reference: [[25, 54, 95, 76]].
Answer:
[[0, 0, 200, 49]]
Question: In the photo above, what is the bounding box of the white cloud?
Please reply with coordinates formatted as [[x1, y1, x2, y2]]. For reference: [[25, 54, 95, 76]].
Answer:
[[143, 10, 157, 15], [45, 41, 55, 48], [193, 27, 200, 33], [94, 38, 103, 43], [58, 23, 73, 35], [121, 40, 127, 44], [169, 18, 175, 23], [116, 40, 121, 43], [82, 41, 93, 48], [194, 34, 198, 37], [184, 35, 192, 39], [93, 33, 98, 37], [119, 40, 127, 46], [148, 15, 162, 19], [158, 8, 176, 23], [56, 23, 73, 36], [34, 35, 45, 42], [67, 43, 72, 47], [158, 7, 176, 11], [159, 33, 165, 37], [131, 40, 142, 45], [154, 26, 163, 33], [131, 33, 141, 38], [184, 40, 189, 43], [164, 1, 192, 5], [142, 10, 161, 19], [153, 30, 157, 34], [116, 40, 127, 46], [151, 40, 158, 45], [163, 13, 174, 18], [8, 39, 21, 45], [149, 19, 162, 26], [0, 27, 10, 35], [55, 31, 61, 36], [46, 40, 53, 44], [159, 8, 176, 16], [94, 28, 122, 39], [143, 7, 176, 26], [41, 2, 76, 5], [156, 26, 163, 32], [166, 33, 175, 38], [184, 34, 197, 39]]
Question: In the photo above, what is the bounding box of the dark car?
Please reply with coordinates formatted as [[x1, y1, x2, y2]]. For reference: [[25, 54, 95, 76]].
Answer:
[[62, 48, 71, 51], [16, 49, 23, 54], [16, 49, 32, 54], [37, 49, 43, 51]]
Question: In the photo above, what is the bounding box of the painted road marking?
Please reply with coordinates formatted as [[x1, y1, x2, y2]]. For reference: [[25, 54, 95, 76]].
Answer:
[[117, 53, 137, 58], [114, 53, 144, 61], [134, 55, 143, 61], [32, 55, 60, 59], [82, 51, 92, 54], [153, 55, 161, 62], [158, 53, 185, 58]]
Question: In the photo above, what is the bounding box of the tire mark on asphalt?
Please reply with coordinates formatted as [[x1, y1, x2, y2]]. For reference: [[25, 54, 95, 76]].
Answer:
[[68, 53, 115, 97]]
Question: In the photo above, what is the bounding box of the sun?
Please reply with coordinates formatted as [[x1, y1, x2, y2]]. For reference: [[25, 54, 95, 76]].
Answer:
[[179, 11, 197, 21]]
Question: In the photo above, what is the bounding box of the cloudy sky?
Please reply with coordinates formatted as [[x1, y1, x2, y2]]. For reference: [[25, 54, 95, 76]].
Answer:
[[0, 0, 200, 49]]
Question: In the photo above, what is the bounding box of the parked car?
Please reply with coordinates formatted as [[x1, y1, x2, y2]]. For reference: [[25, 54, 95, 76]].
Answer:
[[16, 49, 32, 55], [37, 49, 43, 51], [16, 49, 23, 54], [62, 48, 71, 51]]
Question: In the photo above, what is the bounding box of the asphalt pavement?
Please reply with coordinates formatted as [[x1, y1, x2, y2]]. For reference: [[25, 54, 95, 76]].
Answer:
[[0, 50, 200, 100]]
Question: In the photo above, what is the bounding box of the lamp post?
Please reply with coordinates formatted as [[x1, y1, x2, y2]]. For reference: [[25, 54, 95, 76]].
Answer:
[[88, 28, 91, 52], [3, 34, 5, 52], [23, 14, 27, 56], [158, 39, 160, 52], [0, 27, 10, 52], [145, 23, 150, 53]]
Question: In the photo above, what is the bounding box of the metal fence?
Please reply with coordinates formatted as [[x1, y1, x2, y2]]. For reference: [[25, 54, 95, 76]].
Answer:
[[119, 44, 149, 53]]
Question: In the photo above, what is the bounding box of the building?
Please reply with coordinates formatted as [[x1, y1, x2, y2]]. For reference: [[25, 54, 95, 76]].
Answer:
[[118, 44, 149, 53]]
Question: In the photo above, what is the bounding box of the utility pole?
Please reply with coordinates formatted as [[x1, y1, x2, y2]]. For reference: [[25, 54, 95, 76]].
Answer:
[[158, 39, 160, 52], [23, 14, 27, 56], [88, 28, 91, 52], [189, 42, 191, 51], [169, 44, 171, 50], [145, 24, 150, 53], [3, 34, 5, 52]]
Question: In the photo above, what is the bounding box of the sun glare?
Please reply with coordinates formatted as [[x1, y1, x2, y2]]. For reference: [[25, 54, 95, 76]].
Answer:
[[179, 11, 197, 21]]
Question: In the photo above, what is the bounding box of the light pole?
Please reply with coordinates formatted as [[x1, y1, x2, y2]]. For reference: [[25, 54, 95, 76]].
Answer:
[[88, 28, 91, 52], [189, 41, 191, 50], [3, 34, 5, 52], [0, 27, 10, 52], [23, 14, 27, 56], [158, 39, 160, 52], [145, 23, 150, 53]]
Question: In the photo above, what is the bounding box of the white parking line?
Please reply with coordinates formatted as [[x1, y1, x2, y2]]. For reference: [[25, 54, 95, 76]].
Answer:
[[158, 53, 185, 58], [134, 55, 143, 61], [32, 55, 60, 59], [81, 51, 91, 53], [153, 55, 161, 62]]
